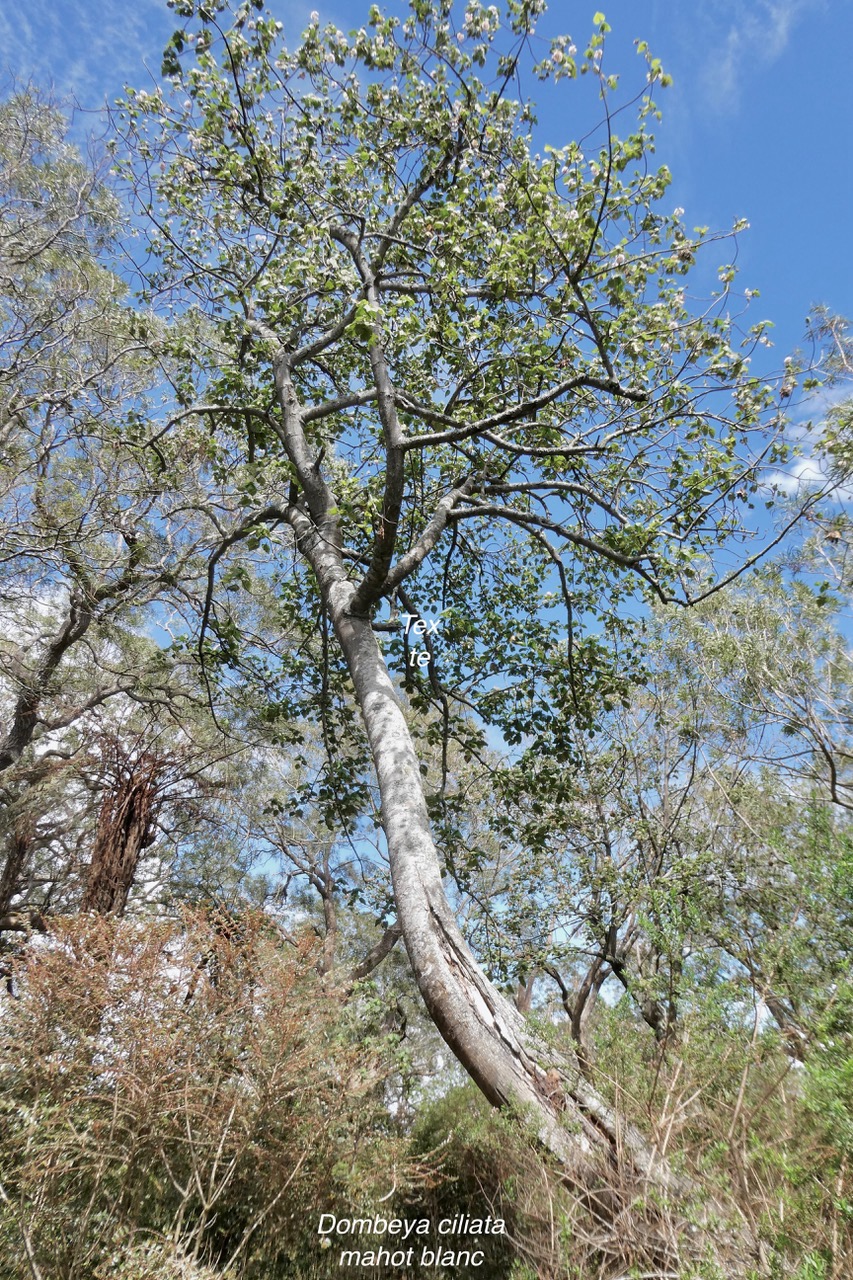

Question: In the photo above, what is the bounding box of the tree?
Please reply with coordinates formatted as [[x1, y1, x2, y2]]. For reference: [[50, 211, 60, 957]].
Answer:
[[0, 88, 178, 775], [111, 0, 816, 1239], [485, 578, 853, 1059], [0, 88, 286, 936]]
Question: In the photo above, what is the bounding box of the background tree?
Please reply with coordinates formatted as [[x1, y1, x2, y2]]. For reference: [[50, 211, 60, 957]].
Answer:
[[483, 578, 853, 1048], [0, 88, 297, 941]]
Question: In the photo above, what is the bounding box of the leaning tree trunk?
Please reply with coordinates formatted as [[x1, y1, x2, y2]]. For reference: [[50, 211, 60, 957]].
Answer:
[[324, 581, 763, 1272], [321, 567, 682, 1184], [278, 391, 761, 1270]]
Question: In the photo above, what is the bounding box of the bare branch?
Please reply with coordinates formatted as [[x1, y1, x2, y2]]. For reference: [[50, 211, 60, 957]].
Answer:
[[383, 475, 479, 595], [348, 921, 403, 982]]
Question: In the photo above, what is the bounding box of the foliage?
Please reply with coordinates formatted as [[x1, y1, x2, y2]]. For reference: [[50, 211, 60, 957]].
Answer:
[[109, 0, 800, 766], [0, 912, 423, 1279]]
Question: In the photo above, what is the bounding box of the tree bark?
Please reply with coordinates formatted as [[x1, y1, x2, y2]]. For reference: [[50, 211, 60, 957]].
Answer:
[[0, 813, 33, 917], [0, 599, 92, 773], [315, 560, 687, 1190], [82, 745, 160, 916]]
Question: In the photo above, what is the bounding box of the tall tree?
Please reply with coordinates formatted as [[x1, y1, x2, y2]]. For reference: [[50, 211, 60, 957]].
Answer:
[[114, 0, 815, 1231]]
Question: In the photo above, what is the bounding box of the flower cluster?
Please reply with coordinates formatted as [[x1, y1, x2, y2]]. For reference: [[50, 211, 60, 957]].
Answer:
[[461, 2, 501, 39]]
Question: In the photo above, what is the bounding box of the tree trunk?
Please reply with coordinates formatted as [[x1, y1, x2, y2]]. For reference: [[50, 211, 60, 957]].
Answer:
[[281, 499, 759, 1273], [0, 812, 33, 917], [326, 576, 683, 1185], [82, 744, 160, 916]]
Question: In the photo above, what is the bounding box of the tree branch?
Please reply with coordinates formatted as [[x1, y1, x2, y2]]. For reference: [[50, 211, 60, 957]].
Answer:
[[383, 475, 479, 595], [348, 921, 403, 982], [397, 374, 647, 451]]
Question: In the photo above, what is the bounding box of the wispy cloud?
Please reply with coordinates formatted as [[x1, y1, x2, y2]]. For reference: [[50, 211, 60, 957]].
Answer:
[[766, 375, 853, 498], [788, 382, 853, 441], [0, 0, 173, 113], [699, 0, 824, 112], [1, 0, 325, 123], [769, 455, 833, 495], [767, 455, 853, 504]]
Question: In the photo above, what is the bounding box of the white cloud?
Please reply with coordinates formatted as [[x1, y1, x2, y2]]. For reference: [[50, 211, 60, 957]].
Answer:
[[1, 0, 318, 123], [768, 376, 853, 499], [785, 382, 853, 447], [767, 455, 853, 503], [768, 455, 832, 494], [699, 0, 824, 112], [0, 0, 172, 111]]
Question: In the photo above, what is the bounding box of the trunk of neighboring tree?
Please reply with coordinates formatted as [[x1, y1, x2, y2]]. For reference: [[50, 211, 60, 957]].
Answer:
[[0, 812, 32, 918], [545, 959, 610, 1079], [0, 600, 93, 774], [81, 745, 160, 916], [514, 972, 537, 1015], [0, 813, 46, 935]]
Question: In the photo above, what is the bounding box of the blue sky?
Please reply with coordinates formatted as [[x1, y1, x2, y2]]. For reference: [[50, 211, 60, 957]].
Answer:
[[2, 0, 849, 367], [2, 0, 850, 368]]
